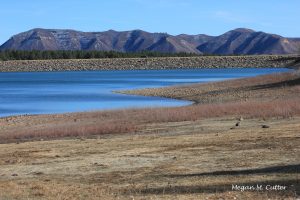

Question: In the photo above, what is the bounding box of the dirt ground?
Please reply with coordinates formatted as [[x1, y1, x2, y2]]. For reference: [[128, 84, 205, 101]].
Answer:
[[0, 117, 299, 199]]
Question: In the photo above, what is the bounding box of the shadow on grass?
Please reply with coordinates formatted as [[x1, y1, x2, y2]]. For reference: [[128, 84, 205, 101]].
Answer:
[[164, 164, 300, 177], [136, 164, 300, 195], [250, 77, 300, 90]]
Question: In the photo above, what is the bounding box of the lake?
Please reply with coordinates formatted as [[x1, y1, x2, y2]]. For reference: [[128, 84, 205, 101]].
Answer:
[[0, 68, 290, 117]]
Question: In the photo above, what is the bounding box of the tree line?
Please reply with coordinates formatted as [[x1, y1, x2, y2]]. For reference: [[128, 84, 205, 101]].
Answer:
[[0, 50, 202, 61]]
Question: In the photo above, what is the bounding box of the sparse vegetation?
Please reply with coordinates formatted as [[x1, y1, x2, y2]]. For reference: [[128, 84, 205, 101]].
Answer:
[[0, 116, 299, 199]]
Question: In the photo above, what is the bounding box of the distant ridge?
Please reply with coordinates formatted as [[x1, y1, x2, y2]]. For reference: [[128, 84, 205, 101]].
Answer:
[[1, 28, 299, 55]]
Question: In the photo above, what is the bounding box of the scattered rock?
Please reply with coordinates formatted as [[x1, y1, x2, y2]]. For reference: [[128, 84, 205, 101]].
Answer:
[[262, 125, 270, 128], [32, 171, 44, 176], [235, 122, 240, 127], [0, 56, 291, 72], [93, 162, 107, 167]]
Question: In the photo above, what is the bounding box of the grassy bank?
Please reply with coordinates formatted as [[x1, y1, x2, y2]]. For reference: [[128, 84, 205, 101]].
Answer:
[[1, 71, 300, 143], [1, 98, 300, 143]]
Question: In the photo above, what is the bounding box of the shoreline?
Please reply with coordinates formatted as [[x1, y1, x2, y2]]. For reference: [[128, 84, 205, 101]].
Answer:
[[118, 70, 299, 103], [1, 67, 288, 119], [0, 55, 296, 72], [1, 70, 300, 140], [0, 68, 294, 119]]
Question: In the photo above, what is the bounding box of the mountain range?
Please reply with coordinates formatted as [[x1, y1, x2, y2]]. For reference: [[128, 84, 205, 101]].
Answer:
[[1, 28, 299, 55]]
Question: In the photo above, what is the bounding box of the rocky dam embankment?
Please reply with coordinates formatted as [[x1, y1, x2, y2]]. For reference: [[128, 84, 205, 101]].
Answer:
[[0, 55, 295, 72]]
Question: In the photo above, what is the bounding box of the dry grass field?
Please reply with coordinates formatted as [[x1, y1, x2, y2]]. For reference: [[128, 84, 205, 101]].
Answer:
[[0, 70, 299, 199], [0, 117, 299, 199]]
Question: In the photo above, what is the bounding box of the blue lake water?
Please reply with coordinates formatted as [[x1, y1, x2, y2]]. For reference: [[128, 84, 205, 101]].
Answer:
[[0, 68, 290, 117]]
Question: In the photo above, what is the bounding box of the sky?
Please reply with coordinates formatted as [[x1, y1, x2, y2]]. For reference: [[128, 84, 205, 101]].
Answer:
[[0, 0, 299, 44]]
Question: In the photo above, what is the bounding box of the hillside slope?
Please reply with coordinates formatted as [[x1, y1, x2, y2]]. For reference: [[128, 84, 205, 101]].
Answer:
[[0, 28, 299, 54]]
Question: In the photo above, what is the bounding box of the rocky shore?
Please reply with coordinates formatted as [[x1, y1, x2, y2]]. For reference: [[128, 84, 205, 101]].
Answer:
[[0, 55, 295, 72]]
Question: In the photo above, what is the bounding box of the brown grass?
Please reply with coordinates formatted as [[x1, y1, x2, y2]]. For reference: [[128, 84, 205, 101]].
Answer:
[[1, 98, 300, 143], [0, 117, 299, 199]]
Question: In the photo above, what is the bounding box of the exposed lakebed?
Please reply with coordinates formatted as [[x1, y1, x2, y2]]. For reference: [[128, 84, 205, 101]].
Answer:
[[0, 68, 289, 117]]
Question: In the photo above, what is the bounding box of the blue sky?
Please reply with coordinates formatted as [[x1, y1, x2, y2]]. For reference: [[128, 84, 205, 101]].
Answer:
[[0, 0, 299, 44]]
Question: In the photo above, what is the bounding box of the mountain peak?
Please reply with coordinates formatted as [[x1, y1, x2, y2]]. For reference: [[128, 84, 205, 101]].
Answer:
[[232, 28, 255, 33]]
